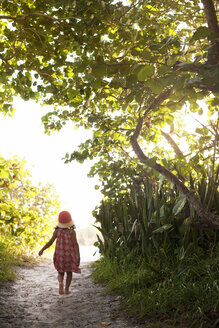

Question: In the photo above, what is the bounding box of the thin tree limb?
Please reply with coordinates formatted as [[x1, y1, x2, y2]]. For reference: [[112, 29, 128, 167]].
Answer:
[[0, 13, 74, 22], [161, 130, 184, 157]]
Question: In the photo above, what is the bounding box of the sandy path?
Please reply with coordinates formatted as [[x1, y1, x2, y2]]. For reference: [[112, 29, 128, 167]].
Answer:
[[0, 260, 139, 328]]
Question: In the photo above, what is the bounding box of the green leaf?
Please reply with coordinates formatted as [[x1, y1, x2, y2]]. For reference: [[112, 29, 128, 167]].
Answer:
[[0, 170, 9, 179], [88, 116, 98, 123], [173, 195, 186, 215], [127, 219, 137, 240], [137, 65, 154, 81], [92, 64, 107, 78], [190, 102, 199, 112], [147, 79, 163, 94], [125, 74, 138, 88], [190, 26, 209, 43], [141, 50, 151, 60], [179, 217, 192, 234], [158, 66, 170, 75], [119, 64, 131, 76], [67, 89, 80, 99], [152, 223, 173, 233], [167, 54, 178, 66]]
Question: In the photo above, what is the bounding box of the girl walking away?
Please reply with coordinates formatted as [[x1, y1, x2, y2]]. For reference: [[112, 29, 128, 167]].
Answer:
[[39, 211, 81, 295]]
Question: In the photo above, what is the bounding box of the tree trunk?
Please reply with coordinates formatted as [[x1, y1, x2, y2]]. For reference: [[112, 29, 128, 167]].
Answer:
[[201, 0, 219, 64], [201, 0, 219, 34]]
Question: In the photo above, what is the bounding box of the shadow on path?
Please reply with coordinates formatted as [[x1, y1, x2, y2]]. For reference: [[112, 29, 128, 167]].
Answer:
[[0, 261, 139, 328]]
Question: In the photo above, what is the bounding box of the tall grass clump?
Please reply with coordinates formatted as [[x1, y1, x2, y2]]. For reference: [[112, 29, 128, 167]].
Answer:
[[0, 240, 17, 283], [0, 237, 38, 285]]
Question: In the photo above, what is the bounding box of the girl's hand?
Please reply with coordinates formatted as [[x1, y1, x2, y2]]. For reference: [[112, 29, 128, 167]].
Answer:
[[38, 249, 44, 256]]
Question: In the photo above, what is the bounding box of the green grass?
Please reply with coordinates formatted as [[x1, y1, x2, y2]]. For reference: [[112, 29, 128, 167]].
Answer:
[[0, 240, 38, 286], [0, 242, 17, 283], [92, 249, 219, 328]]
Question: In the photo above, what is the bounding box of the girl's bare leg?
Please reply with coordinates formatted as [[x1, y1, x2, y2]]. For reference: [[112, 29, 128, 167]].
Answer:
[[58, 272, 64, 295], [65, 271, 72, 294]]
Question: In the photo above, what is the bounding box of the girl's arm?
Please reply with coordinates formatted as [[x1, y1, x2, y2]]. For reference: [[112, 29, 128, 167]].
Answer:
[[72, 230, 80, 266], [38, 230, 57, 256]]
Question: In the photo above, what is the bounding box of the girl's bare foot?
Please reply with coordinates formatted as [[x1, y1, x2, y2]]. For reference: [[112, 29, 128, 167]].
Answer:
[[65, 289, 71, 294], [59, 283, 64, 295]]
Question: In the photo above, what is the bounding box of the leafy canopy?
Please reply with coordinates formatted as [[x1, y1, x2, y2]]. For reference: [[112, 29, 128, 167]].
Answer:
[[0, 0, 218, 225]]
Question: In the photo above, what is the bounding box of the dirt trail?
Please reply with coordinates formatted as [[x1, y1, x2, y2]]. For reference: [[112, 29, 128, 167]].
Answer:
[[0, 260, 139, 328]]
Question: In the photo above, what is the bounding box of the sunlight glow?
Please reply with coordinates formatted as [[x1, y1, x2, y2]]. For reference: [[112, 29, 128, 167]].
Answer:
[[0, 98, 102, 229]]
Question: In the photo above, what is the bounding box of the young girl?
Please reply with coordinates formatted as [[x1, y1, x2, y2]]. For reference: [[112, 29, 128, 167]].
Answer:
[[39, 211, 81, 295]]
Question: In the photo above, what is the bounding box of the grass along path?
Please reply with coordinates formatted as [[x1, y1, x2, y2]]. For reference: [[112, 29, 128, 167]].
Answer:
[[0, 260, 140, 328]]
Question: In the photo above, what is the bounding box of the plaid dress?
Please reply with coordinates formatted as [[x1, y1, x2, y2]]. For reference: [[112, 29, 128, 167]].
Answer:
[[53, 228, 81, 273]]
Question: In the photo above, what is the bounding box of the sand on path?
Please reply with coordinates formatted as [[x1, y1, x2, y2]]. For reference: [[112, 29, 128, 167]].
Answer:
[[0, 260, 139, 328]]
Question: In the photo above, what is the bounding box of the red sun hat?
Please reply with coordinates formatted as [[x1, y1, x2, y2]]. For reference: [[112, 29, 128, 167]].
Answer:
[[57, 211, 75, 228]]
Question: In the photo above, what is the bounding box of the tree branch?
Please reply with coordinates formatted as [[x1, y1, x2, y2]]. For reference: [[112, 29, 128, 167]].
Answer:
[[0, 54, 14, 67], [185, 144, 215, 159], [130, 90, 219, 229], [0, 13, 74, 22], [0, 15, 18, 21], [161, 130, 184, 157], [160, 130, 187, 183], [173, 62, 204, 72], [130, 120, 219, 228], [201, 0, 219, 64], [142, 87, 173, 118]]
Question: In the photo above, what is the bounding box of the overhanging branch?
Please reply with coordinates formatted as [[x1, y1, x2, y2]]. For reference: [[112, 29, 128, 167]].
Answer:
[[142, 88, 173, 118], [130, 88, 219, 229], [0, 13, 74, 22], [161, 130, 184, 157]]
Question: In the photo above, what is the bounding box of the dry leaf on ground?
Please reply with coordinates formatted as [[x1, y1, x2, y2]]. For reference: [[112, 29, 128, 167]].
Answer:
[[101, 322, 111, 326]]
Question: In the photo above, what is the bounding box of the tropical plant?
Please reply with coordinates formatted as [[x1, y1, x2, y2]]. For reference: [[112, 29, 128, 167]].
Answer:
[[93, 173, 219, 261]]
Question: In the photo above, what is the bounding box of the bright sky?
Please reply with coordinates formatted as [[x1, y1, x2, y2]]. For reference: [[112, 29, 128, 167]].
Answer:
[[0, 97, 102, 229]]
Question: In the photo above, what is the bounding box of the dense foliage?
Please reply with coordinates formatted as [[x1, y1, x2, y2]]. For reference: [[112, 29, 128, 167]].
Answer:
[[93, 176, 219, 327], [0, 155, 60, 282], [94, 177, 219, 259]]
